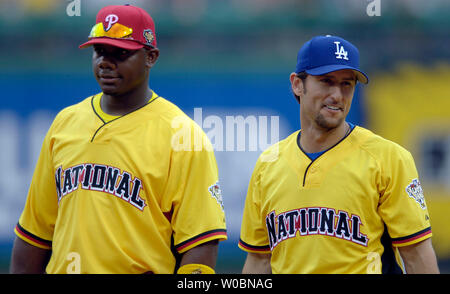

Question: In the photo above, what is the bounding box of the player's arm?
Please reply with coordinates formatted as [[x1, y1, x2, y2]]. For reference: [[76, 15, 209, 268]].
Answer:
[[179, 240, 219, 271], [10, 237, 51, 274], [398, 238, 439, 274], [168, 123, 227, 274], [242, 252, 272, 274]]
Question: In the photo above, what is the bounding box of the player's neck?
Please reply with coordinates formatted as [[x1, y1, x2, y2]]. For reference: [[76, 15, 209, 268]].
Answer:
[[101, 85, 153, 116], [299, 122, 350, 153]]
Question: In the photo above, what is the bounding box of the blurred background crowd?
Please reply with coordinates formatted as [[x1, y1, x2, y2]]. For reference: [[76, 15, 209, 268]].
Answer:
[[0, 0, 449, 273]]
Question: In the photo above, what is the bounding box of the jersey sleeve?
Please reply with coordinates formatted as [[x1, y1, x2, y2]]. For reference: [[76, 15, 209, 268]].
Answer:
[[378, 146, 432, 247], [164, 122, 227, 254], [238, 158, 271, 254], [15, 124, 59, 250]]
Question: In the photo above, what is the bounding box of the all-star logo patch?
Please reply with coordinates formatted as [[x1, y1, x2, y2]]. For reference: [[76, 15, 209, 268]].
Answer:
[[143, 29, 154, 45], [406, 178, 426, 210], [208, 182, 224, 211]]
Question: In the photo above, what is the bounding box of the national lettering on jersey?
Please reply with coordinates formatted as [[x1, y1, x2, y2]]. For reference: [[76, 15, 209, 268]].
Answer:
[[55, 163, 146, 211], [334, 41, 349, 60], [265, 207, 368, 250]]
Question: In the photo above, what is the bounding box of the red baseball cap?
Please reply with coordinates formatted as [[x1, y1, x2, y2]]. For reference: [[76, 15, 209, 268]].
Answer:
[[79, 4, 157, 50]]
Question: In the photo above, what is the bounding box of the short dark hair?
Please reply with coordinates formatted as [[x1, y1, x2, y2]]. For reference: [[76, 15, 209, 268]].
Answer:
[[293, 72, 308, 103]]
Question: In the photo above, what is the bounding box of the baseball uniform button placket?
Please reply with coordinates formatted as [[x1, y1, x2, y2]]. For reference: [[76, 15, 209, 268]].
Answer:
[[302, 150, 325, 184], [303, 164, 323, 188], [90, 97, 154, 142]]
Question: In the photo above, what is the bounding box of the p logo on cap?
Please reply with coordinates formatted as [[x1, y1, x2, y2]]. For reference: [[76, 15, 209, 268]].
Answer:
[[104, 14, 119, 31], [79, 4, 157, 50]]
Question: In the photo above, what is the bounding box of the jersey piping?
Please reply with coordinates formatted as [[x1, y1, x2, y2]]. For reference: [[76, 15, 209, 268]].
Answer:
[[297, 125, 356, 187], [90, 91, 160, 142]]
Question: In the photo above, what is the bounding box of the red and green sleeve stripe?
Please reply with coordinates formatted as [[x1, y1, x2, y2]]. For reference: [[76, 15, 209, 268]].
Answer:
[[238, 239, 271, 253], [14, 223, 52, 250], [391, 227, 432, 247], [175, 229, 227, 254]]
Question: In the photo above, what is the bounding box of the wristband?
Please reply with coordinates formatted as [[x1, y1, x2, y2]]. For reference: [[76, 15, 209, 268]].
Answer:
[[177, 264, 215, 274]]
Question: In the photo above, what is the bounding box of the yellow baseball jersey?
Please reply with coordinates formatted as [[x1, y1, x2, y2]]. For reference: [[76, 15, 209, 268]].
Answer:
[[239, 126, 431, 274], [15, 91, 227, 274]]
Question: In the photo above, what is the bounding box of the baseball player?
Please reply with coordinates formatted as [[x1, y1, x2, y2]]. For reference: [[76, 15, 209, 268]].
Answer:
[[239, 35, 439, 274], [10, 4, 226, 274]]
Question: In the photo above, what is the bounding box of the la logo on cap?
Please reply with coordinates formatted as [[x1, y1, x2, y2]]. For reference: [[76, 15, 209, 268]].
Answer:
[[334, 41, 349, 60], [104, 14, 119, 31]]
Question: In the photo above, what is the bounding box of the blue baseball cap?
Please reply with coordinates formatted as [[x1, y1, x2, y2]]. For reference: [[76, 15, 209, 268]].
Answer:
[[295, 35, 369, 84]]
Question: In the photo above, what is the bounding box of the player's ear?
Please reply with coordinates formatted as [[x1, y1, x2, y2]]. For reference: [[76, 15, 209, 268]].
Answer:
[[145, 47, 159, 68], [290, 72, 304, 103]]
